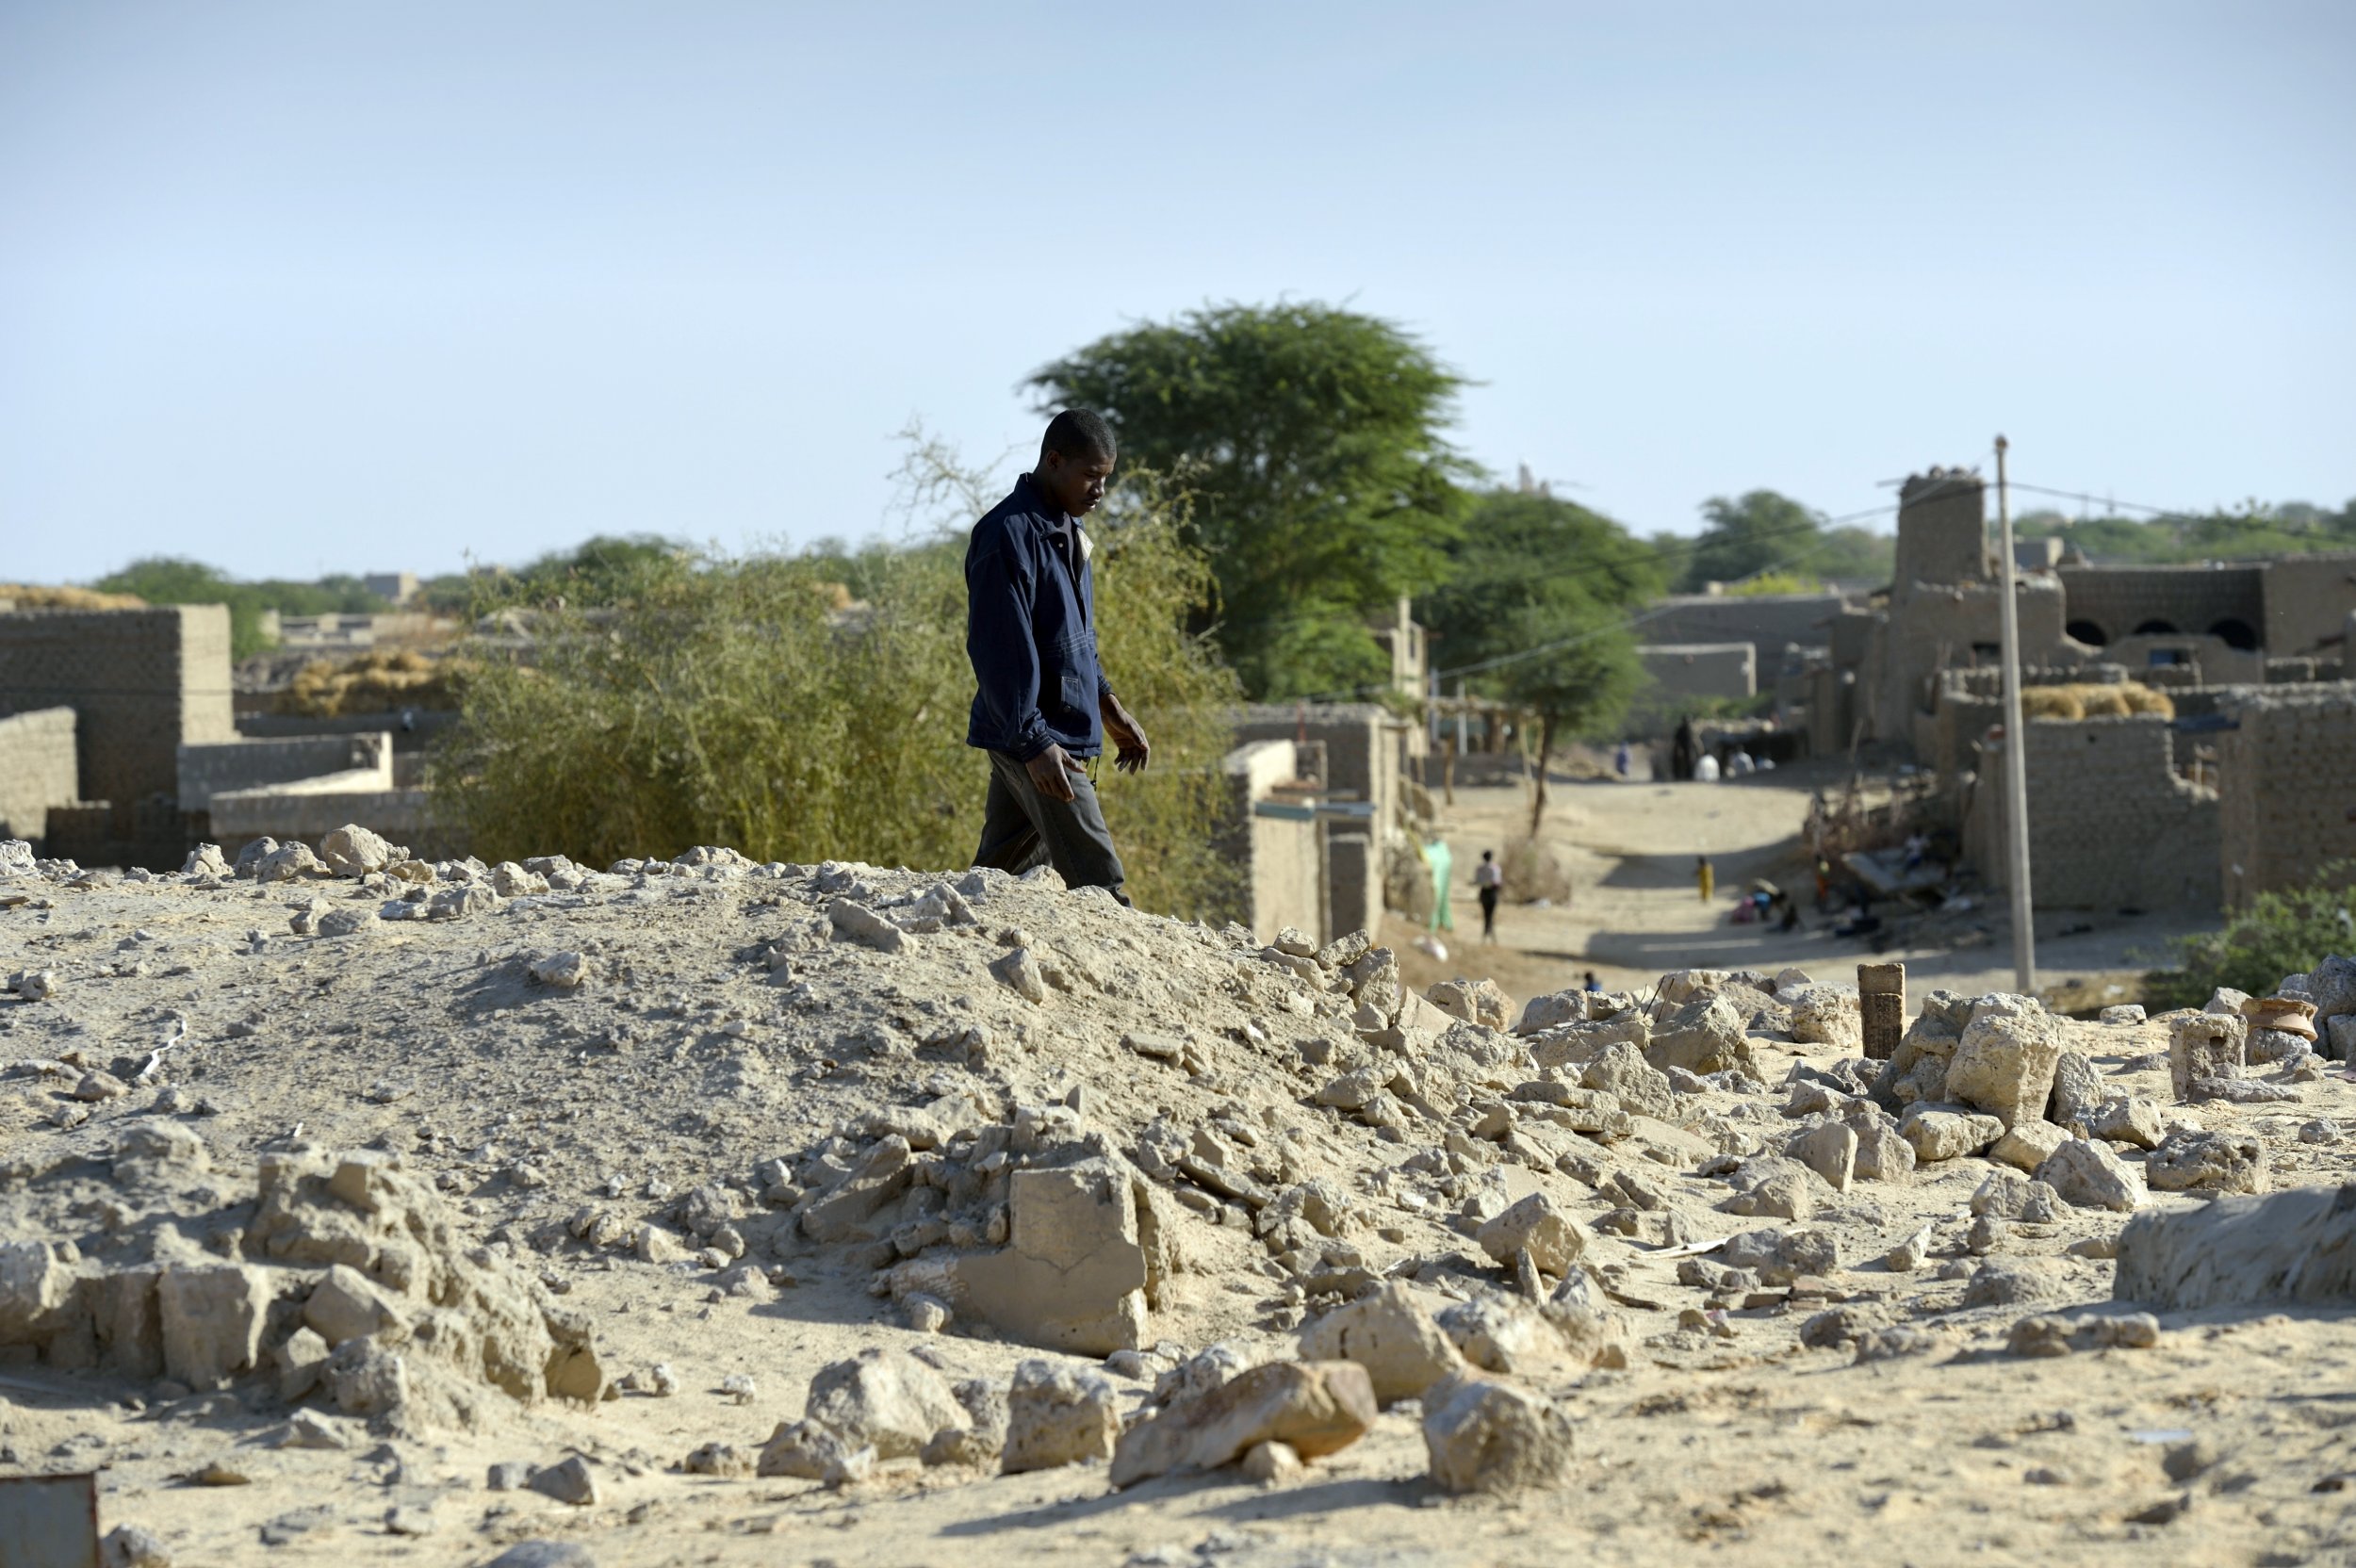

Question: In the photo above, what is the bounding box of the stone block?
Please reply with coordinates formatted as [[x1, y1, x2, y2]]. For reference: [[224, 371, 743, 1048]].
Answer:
[[2114, 1183, 2356, 1310], [1943, 996, 2065, 1129], [2169, 1012, 2246, 1101], [1857, 961, 1905, 1060], [157, 1264, 270, 1389], [2034, 1137, 2146, 1213], [951, 1158, 1150, 1354], [1897, 1103, 2004, 1163], [1297, 1282, 1464, 1406], [1420, 1374, 1578, 1494], [1001, 1359, 1121, 1474], [2145, 1129, 2267, 1194], [1110, 1361, 1376, 1488]]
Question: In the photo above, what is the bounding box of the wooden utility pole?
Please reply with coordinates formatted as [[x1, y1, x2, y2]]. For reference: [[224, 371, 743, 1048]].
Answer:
[[1994, 435, 2037, 994]]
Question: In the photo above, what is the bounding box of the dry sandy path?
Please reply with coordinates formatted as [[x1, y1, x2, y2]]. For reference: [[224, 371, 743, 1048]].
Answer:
[[1392, 764, 2216, 1010]]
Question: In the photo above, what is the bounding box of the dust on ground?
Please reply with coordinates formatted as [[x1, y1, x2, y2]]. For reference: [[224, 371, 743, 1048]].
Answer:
[[0, 821, 2350, 1568]]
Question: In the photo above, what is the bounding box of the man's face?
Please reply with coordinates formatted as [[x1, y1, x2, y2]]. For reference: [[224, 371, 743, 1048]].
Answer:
[[1039, 448, 1115, 518]]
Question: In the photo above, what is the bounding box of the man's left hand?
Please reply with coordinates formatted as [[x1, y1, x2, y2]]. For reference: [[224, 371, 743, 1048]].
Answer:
[[1102, 696, 1151, 775]]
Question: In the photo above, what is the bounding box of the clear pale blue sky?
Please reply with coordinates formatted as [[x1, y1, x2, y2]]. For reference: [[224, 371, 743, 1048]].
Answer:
[[4, 2, 2351, 584]]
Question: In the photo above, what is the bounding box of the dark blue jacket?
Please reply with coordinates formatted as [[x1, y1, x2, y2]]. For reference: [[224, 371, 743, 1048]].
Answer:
[[965, 474, 1113, 760]]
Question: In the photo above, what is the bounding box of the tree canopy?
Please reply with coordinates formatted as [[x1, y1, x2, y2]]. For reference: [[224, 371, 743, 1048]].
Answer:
[[1668, 490, 1892, 593], [2015, 498, 2356, 564], [90, 558, 390, 659], [1421, 489, 1665, 824], [1029, 302, 1473, 699]]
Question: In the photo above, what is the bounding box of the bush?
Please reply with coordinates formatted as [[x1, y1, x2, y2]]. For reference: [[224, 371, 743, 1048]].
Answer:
[[429, 454, 1243, 921], [2144, 861, 2356, 1011]]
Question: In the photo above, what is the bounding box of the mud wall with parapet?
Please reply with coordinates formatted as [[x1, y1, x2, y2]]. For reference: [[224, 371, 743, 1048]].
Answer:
[[1234, 705, 1398, 841], [1635, 594, 1847, 678], [2056, 564, 2266, 650], [1213, 740, 1325, 943], [2217, 682, 2356, 907], [177, 733, 392, 811], [0, 606, 237, 808], [1892, 470, 1988, 593], [0, 707, 77, 841], [1878, 577, 2076, 754], [2261, 552, 2356, 658], [1964, 715, 2220, 912]]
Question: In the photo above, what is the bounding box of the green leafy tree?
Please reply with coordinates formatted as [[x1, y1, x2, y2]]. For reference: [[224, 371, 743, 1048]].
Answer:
[[91, 557, 388, 658], [1422, 489, 1664, 827], [1029, 302, 1474, 699], [1677, 491, 1843, 591]]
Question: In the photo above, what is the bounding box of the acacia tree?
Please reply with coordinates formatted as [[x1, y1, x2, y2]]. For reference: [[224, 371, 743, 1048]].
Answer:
[[1029, 302, 1473, 699], [1422, 489, 1662, 828]]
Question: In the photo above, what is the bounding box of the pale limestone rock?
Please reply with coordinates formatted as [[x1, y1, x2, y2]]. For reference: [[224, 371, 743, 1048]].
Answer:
[[2034, 1137, 2147, 1212], [1989, 1119, 2070, 1172], [1000, 1359, 1121, 1473], [1476, 1192, 1586, 1277], [2114, 1183, 2356, 1310], [804, 1348, 964, 1461], [1943, 995, 2065, 1129], [1420, 1374, 1578, 1494], [1110, 1360, 1376, 1488], [1297, 1281, 1464, 1405]]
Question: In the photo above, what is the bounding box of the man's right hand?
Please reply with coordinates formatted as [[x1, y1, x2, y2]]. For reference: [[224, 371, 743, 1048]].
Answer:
[[1025, 743, 1082, 803]]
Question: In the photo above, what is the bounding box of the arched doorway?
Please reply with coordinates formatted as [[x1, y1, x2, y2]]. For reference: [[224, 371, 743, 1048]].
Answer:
[[2132, 618, 2179, 636], [2206, 617, 2258, 651], [2066, 619, 2108, 647]]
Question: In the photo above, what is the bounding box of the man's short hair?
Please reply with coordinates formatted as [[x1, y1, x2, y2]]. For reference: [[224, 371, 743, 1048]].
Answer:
[[1041, 408, 1117, 464]]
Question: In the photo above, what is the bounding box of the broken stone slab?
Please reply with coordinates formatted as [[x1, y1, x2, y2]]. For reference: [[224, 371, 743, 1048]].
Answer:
[[1645, 995, 1757, 1076], [157, 1264, 270, 1389], [2099, 1004, 2146, 1026], [1434, 1295, 1560, 1375], [2115, 1183, 2356, 1310], [1420, 1374, 1578, 1494], [1109, 1360, 1377, 1489], [2086, 1095, 2166, 1151], [1426, 977, 1513, 1031], [804, 1348, 965, 1461], [798, 1135, 912, 1243], [2145, 1129, 2267, 1194], [2169, 1012, 2247, 1102], [527, 1456, 598, 1506], [1790, 1121, 1858, 1191], [1897, 1103, 2004, 1163], [2034, 1137, 2147, 1212], [1848, 1115, 1916, 1183], [990, 946, 1049, 1004], [1297, 1281, 1464, 1406], [1528, 1012, 1650, 1070], [1001, 1359, 1121, 1473], [945, 1157, 1153, 1354], [1476, 1193, 1586, 1278], [828, 898, 910, 955], [1783, 984, 1862, 1052], [1943, 994, 2065, 1129], [1721, 1226, 1840, 1285], [1988, 1119, 2070, 1173]]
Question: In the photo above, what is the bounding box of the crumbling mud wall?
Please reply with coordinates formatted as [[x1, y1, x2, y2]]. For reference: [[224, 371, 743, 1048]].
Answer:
[[1965, 716, 2219, 911], [2217, 682, 2356, 906]]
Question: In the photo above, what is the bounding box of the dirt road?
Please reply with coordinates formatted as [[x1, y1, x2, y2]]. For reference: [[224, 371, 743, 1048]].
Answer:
[[1391, 762, 2216, 1011]]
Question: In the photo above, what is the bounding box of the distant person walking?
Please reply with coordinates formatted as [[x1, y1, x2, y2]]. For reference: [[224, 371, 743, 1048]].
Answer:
[[1474, 849, 1504, 941], [965, 411, 1152, 902], [1423, 835, 1455, 933], [1613, 741, 1632, 778], [1696, 855, 1715, 904], [1670, 718, 1698, 781]]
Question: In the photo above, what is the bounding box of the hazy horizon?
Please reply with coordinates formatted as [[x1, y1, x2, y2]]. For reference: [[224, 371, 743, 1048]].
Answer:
[[5, 2, 2351, 585]]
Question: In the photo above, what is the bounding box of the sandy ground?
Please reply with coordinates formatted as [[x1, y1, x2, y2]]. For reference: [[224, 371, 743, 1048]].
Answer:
[[1391, 763, 2215, 1013], [2, 817, 2351, 1568]]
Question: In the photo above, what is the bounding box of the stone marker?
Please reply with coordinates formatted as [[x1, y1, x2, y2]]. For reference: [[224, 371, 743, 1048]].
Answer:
[[2169, 1011, 2247, 1102], [1858, 961, 1906, 1061]]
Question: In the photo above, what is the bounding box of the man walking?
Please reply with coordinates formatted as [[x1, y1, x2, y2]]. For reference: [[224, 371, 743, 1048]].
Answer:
[[965, 410, 1151, 902], [1474, 848, 1504, 941]]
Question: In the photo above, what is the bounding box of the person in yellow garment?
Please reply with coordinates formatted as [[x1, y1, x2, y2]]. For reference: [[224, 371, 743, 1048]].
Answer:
[[1696, 854, 1715, 904]]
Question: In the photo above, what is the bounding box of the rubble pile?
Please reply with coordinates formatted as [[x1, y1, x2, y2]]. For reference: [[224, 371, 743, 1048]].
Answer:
[[3, 828, 2353, 1564]]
